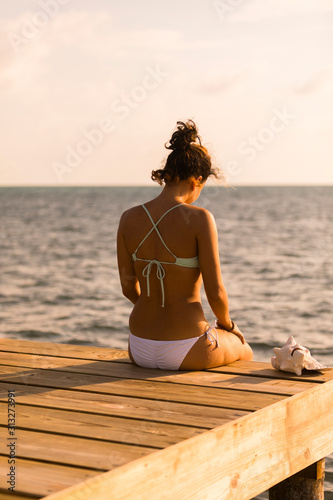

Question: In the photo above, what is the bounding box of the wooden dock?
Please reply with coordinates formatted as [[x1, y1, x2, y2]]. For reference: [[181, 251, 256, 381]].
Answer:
[[0, 338, 332, 499]]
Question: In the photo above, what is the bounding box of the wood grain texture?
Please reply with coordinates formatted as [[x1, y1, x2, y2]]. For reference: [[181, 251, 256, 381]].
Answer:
[[0, 352, 321, 395], [1, 340, 331, 380], [1, 350, 331, 382], [0, 428, 156, 470], [41, 379, 333, 500], [0, 338, 128, 361], [1, 340, 332, 500], [0, 364, 286, 411], [0, 493, 39, 500], [0, 494, 39, 500], [0, 402, 205, 448], [208, 360, 333, 383], [0, 456, 100, 497], [0, 381, 248, 429]]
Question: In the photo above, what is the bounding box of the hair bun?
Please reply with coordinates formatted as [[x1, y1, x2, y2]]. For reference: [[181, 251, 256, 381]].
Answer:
[[152, 118, 220, 185], [166, 120, 201, 151]]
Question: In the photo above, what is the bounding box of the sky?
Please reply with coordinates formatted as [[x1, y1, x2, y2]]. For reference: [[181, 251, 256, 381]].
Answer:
[[0, 0, 332, 186]]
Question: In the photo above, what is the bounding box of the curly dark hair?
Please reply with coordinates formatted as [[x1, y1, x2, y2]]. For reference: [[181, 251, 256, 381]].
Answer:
[[151, 120, 220, 185]]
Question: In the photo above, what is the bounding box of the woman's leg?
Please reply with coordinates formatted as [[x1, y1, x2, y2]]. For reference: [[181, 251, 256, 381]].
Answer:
[[214, 328, 253, 365], [179, 327, 253, 370]]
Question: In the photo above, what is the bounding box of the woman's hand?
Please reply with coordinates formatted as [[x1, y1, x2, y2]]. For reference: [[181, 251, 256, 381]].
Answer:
[[229, 322, 245, 345], [215, 320, 246, 345]]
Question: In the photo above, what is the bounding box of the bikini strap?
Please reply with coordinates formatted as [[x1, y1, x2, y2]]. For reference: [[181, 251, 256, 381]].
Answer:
[[131, 203, 185, 307], [132, 204, 183, 259]]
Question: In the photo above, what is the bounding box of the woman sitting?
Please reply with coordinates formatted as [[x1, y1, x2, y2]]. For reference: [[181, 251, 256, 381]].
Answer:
[[117, 120, 253, 370]]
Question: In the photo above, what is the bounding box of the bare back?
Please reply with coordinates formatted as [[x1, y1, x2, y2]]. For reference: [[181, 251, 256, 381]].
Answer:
[[118, 200, 210, 340]]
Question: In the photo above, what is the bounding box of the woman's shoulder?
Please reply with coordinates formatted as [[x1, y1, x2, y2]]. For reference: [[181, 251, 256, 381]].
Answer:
[[182, 205, 215, 223], [119, 202, 215, 228], [120, 203, 144, 217], [118, 204, 143, 229], [191, 205, 213, 217]]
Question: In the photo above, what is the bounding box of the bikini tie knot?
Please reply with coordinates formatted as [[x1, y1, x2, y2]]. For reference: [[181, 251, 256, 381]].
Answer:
[[205, 325, 220, 348], [142, 260, 166, 307]]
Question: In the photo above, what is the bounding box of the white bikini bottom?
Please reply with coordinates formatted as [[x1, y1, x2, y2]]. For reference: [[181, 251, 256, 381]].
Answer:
[[129, 325, 220, 370]]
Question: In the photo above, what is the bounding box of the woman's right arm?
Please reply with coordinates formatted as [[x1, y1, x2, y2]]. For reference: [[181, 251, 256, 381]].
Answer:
[[117, 211, 141, 305], [196, 208, 234, 331]]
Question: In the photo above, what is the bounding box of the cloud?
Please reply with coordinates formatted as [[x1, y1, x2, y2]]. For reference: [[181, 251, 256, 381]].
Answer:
[[1, 2, 332, 186]]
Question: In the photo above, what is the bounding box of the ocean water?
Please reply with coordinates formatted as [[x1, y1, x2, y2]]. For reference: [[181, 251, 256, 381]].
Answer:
[[0, 186, 332, 498]]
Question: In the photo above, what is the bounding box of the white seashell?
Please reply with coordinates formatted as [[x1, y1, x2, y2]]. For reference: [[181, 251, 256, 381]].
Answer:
[[271, 336, 329, 376]]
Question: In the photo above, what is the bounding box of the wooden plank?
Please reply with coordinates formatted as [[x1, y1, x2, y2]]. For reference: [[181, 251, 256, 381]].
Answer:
[[2, 350, 331, 388], [0, 428, 156, 470], [1, 339, 331, 381], [208, 360, 333, 383], [0, 493, 38, 500], [0, 338, 128, 361], [0, 352, 320, 395], [41, 378, 333, 500], [0, 365, 287, 411], [75, 363, 320, 395], [0, 402, 205, 448], [0, 382, 249, 428], [0, 351, 147, 370], [0, 456, 101, 497]]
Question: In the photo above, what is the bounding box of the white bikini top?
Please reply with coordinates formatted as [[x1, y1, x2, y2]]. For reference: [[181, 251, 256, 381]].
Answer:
[[131, 204, 200, 307]]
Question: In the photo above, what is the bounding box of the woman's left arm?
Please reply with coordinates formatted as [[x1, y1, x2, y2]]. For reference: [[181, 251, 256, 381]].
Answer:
[[117, 213, 141, 304]]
